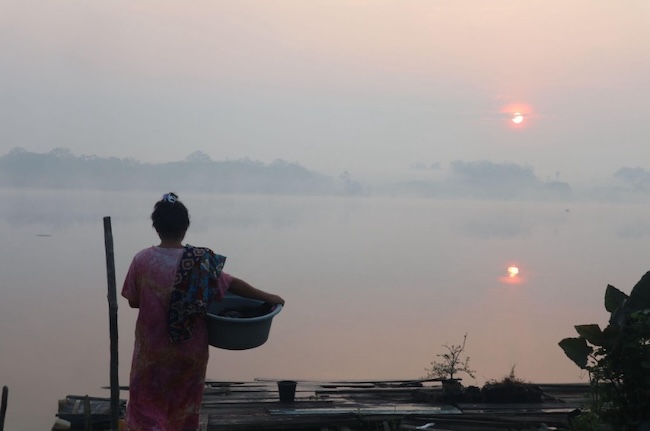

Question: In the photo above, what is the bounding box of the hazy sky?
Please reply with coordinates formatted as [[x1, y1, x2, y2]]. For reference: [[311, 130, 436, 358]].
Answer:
[[2, 1, 649, 183]]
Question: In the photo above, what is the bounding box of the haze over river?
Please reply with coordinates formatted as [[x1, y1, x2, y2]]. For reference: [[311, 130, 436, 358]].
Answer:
[[2, 189, 648, 430]]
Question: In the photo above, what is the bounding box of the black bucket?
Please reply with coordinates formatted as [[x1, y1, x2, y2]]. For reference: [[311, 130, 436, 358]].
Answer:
[[277, 380, 297, 403]]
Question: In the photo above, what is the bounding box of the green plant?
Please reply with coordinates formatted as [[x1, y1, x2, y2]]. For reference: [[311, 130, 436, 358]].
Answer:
[[559, 271, 650, 430], [569, 410, 608, 431], [489, 365, 526, 385], [425, 333, 476, 381], [481, 365, 543, 404]]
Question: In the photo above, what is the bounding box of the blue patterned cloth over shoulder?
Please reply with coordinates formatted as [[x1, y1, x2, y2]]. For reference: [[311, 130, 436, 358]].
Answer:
[[168, 245, 226, 342]]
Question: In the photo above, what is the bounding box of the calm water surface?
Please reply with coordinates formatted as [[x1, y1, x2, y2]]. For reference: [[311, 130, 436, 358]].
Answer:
[[2, 189, 649, 430]]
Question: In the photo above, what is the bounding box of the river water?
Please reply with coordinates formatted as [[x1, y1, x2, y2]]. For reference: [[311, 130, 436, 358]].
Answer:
[[1, 189, 649, 430]]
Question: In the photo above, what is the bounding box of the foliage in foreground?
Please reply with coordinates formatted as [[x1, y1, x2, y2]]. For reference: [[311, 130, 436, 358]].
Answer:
[[559, 272, 650, 430]]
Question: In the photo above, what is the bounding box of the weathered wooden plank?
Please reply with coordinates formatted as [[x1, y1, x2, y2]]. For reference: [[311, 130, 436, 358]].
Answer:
[[267, 405, 462, 416], [198, 414, 209, 431], [252, 378, 444, 385], [455, 402, 581, 413], [205, 412, 363, 431], [404, 412, 573, 431]]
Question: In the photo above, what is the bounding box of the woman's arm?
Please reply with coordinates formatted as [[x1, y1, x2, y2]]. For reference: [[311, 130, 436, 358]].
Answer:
[[228, 277, 285, 305]]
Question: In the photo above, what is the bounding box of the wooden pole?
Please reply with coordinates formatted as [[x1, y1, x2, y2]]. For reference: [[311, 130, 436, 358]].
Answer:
[[83, 395, 93, 431], [0, 385, 8, 431], [103, 217, 120, 431]]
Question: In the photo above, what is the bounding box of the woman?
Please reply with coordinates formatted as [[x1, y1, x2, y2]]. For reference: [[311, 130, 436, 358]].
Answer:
[[122, 193, 285, 431]]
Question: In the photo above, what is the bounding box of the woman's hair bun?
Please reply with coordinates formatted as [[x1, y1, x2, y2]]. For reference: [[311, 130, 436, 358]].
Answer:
[[152, 192, 189, 238]]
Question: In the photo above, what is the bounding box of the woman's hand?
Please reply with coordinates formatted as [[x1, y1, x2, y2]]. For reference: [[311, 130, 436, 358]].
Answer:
[[229, 277, 285, 306], [264, 293, 285, 306]]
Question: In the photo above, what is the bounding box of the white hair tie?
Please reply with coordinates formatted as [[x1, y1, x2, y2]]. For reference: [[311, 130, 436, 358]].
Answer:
[[162, 192, 178, 203]]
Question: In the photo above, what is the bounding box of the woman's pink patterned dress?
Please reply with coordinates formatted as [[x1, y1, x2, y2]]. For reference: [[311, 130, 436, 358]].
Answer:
[[122, 246, 231, 431]]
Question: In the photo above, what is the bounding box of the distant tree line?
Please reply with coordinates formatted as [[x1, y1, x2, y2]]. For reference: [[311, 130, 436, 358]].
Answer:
[[388, 160, 573, 200], [4, 147, 648, 201], [0, 147, 342, 195]]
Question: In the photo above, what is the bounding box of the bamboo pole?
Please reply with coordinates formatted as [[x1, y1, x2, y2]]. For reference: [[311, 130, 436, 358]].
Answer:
[[0, 385, 8, 431], [103, 217, 119, 431]]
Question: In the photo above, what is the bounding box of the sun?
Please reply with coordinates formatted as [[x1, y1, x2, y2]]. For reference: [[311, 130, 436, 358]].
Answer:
[[499, 263, 524, 285], [500, 103, 532, 127]]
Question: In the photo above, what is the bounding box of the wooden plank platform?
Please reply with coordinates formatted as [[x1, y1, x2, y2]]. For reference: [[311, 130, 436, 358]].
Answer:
[[53, 380, 590, 430], [199, 380, 590, 431], [54, 395, 126, 430]]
